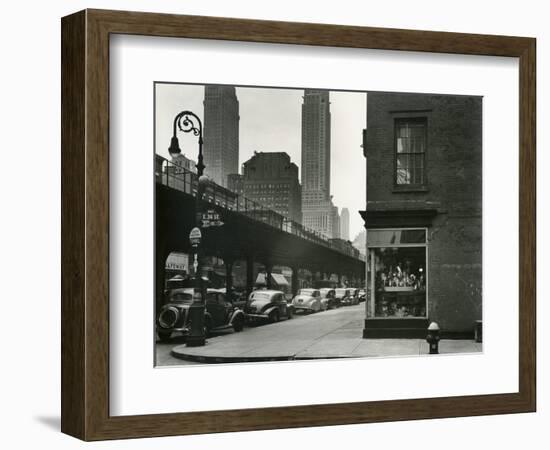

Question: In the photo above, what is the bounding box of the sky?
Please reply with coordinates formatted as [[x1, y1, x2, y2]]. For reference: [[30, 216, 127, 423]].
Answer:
[[155, 83, 367, 240]]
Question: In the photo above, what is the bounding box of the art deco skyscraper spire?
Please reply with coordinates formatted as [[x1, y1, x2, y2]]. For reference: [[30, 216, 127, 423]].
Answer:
[[203, 85, 240, 187], [301, 89, 339, 239]]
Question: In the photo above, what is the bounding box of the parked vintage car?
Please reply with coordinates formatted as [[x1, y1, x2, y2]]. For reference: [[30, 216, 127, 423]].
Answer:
[[244, 289, 293, 323], [335, 288, 353, 306], [319, 288, 337, 310], [157, 288, 245, 341], [291, 288, 322, 313], [349, 288, 360, 305], [211, 287, 248, 309]]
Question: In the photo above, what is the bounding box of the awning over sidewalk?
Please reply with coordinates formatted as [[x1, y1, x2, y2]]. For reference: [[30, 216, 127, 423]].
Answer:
[[255, 273, 289, 286], [271, 273, 289, 286]]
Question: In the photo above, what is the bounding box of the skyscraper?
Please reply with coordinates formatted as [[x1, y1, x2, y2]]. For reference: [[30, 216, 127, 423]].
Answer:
[[203, 85, 239, 187], [301, 89, 331, 203], [301, 89, 339, 239], [340, 207, 350, 240]]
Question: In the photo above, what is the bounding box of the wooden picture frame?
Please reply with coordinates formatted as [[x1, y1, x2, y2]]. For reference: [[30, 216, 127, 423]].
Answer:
[[61, 9, 536, 441]]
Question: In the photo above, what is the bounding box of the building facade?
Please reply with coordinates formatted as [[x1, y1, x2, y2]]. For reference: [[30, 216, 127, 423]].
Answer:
[[361, 92, 482, 338], [302, 202, 340, 239], [302, 89, 331, 202], [352, 230, 366, 258], [301, 89, 339, 239], [156, 154, 196, 194], [227, 173, 245, 197], [203, 85, 240, 188], [230, 151, 302, 224], [171, 153, 196, 172], [340, 207, 350, 240]]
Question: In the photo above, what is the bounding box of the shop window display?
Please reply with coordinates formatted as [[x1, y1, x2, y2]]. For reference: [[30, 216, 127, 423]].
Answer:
[[367, 229, 427, 318]]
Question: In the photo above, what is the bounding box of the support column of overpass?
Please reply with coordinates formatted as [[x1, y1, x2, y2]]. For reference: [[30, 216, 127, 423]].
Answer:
[[223, 256, 234, 295], [291, 266, 299, 296], [246, 255, 254, 298], [264, 263, 273, 289], [155, 238, 171, 317]]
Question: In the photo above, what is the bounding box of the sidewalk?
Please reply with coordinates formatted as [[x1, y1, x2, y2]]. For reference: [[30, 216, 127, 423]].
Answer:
[[170, 304, 482, 363]]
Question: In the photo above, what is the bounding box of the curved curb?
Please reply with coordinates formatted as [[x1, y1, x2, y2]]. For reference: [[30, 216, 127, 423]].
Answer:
[[171, 347, 296, 364], [170, 345, 358, 364]]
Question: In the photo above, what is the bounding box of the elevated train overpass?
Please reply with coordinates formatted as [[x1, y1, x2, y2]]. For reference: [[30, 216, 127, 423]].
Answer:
[[155, 156, 365, 309]]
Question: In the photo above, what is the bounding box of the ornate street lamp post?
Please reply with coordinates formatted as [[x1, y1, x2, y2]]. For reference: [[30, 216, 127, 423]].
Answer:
[[168, 110, 205, 177], [168, 110, 208, 347]]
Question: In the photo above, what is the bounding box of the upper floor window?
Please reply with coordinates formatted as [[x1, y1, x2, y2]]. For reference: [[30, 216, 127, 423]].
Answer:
[[395, 118, 427, 185]]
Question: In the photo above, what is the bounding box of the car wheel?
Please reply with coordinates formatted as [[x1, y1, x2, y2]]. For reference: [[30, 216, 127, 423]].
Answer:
[[233, 315, 244, 332], [158, 331, 171, 342], [269, 310, 280, 323]]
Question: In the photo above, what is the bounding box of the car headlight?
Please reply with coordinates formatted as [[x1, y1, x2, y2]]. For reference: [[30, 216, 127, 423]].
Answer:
[[159, 307, 179, 328]]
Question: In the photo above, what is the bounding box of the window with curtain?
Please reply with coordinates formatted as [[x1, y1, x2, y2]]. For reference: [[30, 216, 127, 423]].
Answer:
[[395, 118, 427, 185]]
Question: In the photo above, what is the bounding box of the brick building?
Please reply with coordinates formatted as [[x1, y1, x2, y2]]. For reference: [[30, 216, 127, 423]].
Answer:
[[361, 92, 482, 338], [228, 151, 302, 224]]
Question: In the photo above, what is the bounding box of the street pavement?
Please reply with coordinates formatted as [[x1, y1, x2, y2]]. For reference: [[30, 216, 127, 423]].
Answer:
[[156, 335, 199, 366], [160, 304, 482, 365]]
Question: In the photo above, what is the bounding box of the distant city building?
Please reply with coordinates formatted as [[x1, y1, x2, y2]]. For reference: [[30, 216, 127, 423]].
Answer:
[[301, 89, 331, 203], [233, 151, 302, 224], [340, 207, 350, 240], [302, 201, 340, 239], [301, 89, 339, 239], [332, 206, 342, 239], [160, 153, 197, 192], [352, 229, 366, 257], [203, 85, 240, 187], [171, 153, 196, 173], [227, 173, 245, 197]]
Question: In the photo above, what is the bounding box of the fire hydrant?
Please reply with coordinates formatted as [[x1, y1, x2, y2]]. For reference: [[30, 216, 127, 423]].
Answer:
[[426, 322, 440, 354]]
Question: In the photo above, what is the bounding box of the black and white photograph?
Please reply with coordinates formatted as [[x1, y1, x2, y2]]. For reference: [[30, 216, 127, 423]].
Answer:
[[153, 83, 483, 366], [1, 0, 543, 446]]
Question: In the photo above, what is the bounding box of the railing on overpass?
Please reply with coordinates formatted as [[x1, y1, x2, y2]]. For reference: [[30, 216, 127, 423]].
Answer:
[[155, 155, 362, 259]]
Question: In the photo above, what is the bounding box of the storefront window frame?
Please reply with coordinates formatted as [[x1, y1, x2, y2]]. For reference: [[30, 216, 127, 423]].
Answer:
[[366, 227, 428, 319]]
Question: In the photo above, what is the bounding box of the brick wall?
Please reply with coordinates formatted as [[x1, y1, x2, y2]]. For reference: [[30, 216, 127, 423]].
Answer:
[[366, 92, 482, 332]]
